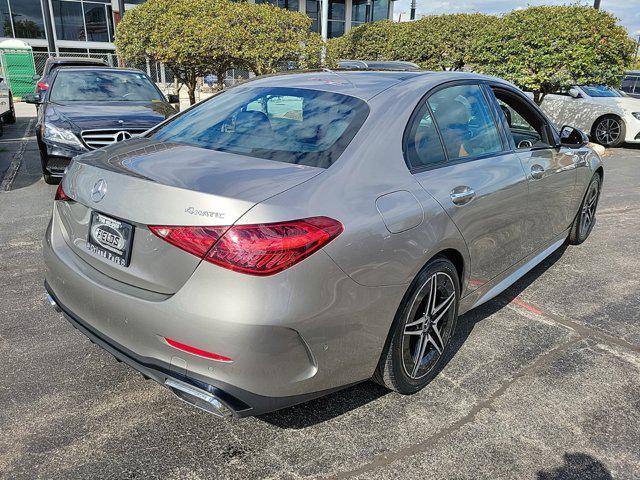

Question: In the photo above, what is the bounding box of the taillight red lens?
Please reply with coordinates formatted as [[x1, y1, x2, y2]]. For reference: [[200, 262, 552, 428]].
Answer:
[[37, 81, 49, 91], [54, 183, 71, 201], [149, 216, 343, 276], [149, 225, 226, 258]]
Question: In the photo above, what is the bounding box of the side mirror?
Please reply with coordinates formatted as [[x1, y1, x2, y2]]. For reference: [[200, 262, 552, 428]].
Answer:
[[167, 94, 179, 104], [23, 93, 43, 104], [568, 88, 582, 99], [560, 125, 588, 148], [32, 74, 40, 81]]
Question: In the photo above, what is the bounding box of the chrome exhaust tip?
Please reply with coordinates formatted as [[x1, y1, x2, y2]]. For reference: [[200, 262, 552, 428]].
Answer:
[[164, 378, 233, 417], [46, 294, 62, 312]]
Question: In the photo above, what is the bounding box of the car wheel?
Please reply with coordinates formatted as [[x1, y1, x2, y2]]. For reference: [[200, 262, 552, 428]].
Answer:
[[568, 174, 601, 245], [374, 257, 460, 394], [592, 115, 625, 147], [4, 93, 15, 124]]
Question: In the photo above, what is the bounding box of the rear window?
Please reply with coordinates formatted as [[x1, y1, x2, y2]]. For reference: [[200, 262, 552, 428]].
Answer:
[[152, 87, 369, 168]]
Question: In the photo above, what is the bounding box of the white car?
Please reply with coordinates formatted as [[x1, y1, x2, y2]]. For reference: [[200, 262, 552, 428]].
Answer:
[[0, 76, 16, 131], [541, 85, 640, 147]]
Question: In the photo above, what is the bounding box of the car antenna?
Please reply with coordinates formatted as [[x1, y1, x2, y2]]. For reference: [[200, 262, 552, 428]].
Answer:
[[322, 68, 356, 88]]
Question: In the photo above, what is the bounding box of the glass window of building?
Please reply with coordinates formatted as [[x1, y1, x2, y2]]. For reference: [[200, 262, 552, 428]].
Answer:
[[328, 0, 345, 38], [351, 0, 368, 27], [306, 0, 320, 32], [255, 0, 300, 11], [0, 1, 12, 37], [53, 0, 86, 41], [2, 0, 46, 39], [371, 0, 389, 21], [83, 2, 109, 42]]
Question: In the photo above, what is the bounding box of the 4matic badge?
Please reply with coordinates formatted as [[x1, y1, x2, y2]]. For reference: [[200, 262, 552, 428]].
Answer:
[[184, 206, 225, 219]]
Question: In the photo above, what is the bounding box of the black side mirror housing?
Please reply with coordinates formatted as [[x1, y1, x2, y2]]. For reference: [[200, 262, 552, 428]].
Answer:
[[23, 93, 43, 104], [167, 94, 179, 104], [560, 125, 589, 148]]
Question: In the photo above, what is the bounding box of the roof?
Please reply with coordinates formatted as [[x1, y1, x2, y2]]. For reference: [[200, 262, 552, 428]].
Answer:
[[53, 66, 145, 74], [241, 70, 509, 101], [47, 57, 108, 65]]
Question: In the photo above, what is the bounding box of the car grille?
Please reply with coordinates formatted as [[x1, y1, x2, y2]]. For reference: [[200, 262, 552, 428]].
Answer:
[[80, 129, 147, 150]]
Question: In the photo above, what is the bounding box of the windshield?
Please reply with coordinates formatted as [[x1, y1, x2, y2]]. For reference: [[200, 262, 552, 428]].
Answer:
[[50, 70, 164, 102], [579, 85, 623, 98], [152, 87, 369, 168]]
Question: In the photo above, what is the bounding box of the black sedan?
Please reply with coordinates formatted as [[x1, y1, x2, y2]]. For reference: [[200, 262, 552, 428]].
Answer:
[[25, 67, 178, 184]]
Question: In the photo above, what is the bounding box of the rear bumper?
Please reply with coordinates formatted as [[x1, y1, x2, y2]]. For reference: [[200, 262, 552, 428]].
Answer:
[[43, 207, 405, 415], [45, 283, 351, 417]]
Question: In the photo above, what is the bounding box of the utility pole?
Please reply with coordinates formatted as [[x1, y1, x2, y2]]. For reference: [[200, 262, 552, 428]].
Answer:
[[593, 0, 601, 9], [410, 0, 416, 20]]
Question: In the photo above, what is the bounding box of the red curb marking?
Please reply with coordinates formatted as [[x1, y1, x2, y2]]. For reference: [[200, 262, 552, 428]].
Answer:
[[510, 296, 544, 316]]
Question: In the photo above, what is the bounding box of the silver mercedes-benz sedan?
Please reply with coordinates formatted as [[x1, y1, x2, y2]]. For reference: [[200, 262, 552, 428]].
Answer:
[[44, 71, 603, 417]]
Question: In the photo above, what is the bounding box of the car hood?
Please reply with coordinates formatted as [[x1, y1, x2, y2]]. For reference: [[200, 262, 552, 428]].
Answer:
[[588, 96, 640, 112], [46, 101, 176, 131]]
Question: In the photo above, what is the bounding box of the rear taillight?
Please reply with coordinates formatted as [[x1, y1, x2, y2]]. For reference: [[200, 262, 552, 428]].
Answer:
[[37, 81, 49, 91], [149, 216, 343, 276], [54, 183, 72, 201]]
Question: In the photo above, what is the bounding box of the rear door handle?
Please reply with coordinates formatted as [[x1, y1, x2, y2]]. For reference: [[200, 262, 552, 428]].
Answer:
[[450, 186, 475, 206], [530, 164, 545, 180]]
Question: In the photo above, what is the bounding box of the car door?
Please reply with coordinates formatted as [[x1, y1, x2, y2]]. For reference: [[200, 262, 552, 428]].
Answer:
[[488, 85, 577, 251], [407, 82, 530, 292]]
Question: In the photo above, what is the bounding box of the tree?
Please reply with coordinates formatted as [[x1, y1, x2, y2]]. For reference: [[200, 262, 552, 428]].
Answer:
[[391, 14, 498, 71], [234, 2, 323, 76], [328, 21, 396, 61], [473, 6, 636, 105], [115, 0, 324, 104]]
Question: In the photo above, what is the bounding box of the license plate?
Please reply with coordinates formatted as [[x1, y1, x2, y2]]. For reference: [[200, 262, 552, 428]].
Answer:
[[87, 212, 134, 267]]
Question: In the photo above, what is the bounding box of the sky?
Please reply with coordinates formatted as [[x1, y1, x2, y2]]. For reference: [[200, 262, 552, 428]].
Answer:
[[392, 0, 640, 37]]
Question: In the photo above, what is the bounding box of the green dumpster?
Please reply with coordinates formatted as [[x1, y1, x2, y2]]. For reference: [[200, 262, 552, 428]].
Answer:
[[0, 39, 36, 98]]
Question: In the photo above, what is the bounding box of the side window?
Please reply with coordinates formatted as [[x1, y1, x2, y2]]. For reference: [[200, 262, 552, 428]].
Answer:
[[620, 76, 637, 94], [492, 89, 552, 150], [427, 84, 503, 160], [404, 108, 447, 169]]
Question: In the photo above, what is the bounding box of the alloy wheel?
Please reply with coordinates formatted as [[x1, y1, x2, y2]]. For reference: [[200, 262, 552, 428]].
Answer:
[[595, 118, 621, 145], [401, 272, 456, 380], [580, 181, 599, 234]]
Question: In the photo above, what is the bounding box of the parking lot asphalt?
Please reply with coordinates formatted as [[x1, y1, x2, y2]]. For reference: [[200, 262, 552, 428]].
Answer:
[[0, 103, 639, 479]]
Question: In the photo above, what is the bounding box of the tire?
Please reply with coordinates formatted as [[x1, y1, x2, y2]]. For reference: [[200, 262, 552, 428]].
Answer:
[[568, 174, 601, 245], [3, 94, 15, 124], [43, 172, 60, 185], [374, 257, 460, 394], [592, 115, 625, 148]]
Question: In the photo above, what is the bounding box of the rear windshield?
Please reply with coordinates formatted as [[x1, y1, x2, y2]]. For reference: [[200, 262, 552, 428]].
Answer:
[[50, 70, 164, 102], [151, 87, 369, 168]]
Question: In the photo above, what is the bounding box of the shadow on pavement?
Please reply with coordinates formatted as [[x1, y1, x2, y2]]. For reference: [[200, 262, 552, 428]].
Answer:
[[260, 244, 569, 429], [537, 452, 612, 480]]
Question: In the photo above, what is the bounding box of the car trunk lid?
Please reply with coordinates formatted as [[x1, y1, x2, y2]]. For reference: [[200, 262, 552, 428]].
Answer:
[[56, 138, 323, 293]]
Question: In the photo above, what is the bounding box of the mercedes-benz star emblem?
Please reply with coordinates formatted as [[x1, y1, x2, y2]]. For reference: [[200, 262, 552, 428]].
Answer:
[[115, 131, 132, 142], [91, 179, 107, 203]]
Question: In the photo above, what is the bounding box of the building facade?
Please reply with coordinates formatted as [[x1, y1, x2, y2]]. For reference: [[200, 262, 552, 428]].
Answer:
[[0, 0, 394, 55]]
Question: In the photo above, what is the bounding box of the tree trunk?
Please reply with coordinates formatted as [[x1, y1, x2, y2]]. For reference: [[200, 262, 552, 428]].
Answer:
[[187, 82, 196, 105], [215, 68, 226, 91], [533, 91, 542, 106]]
